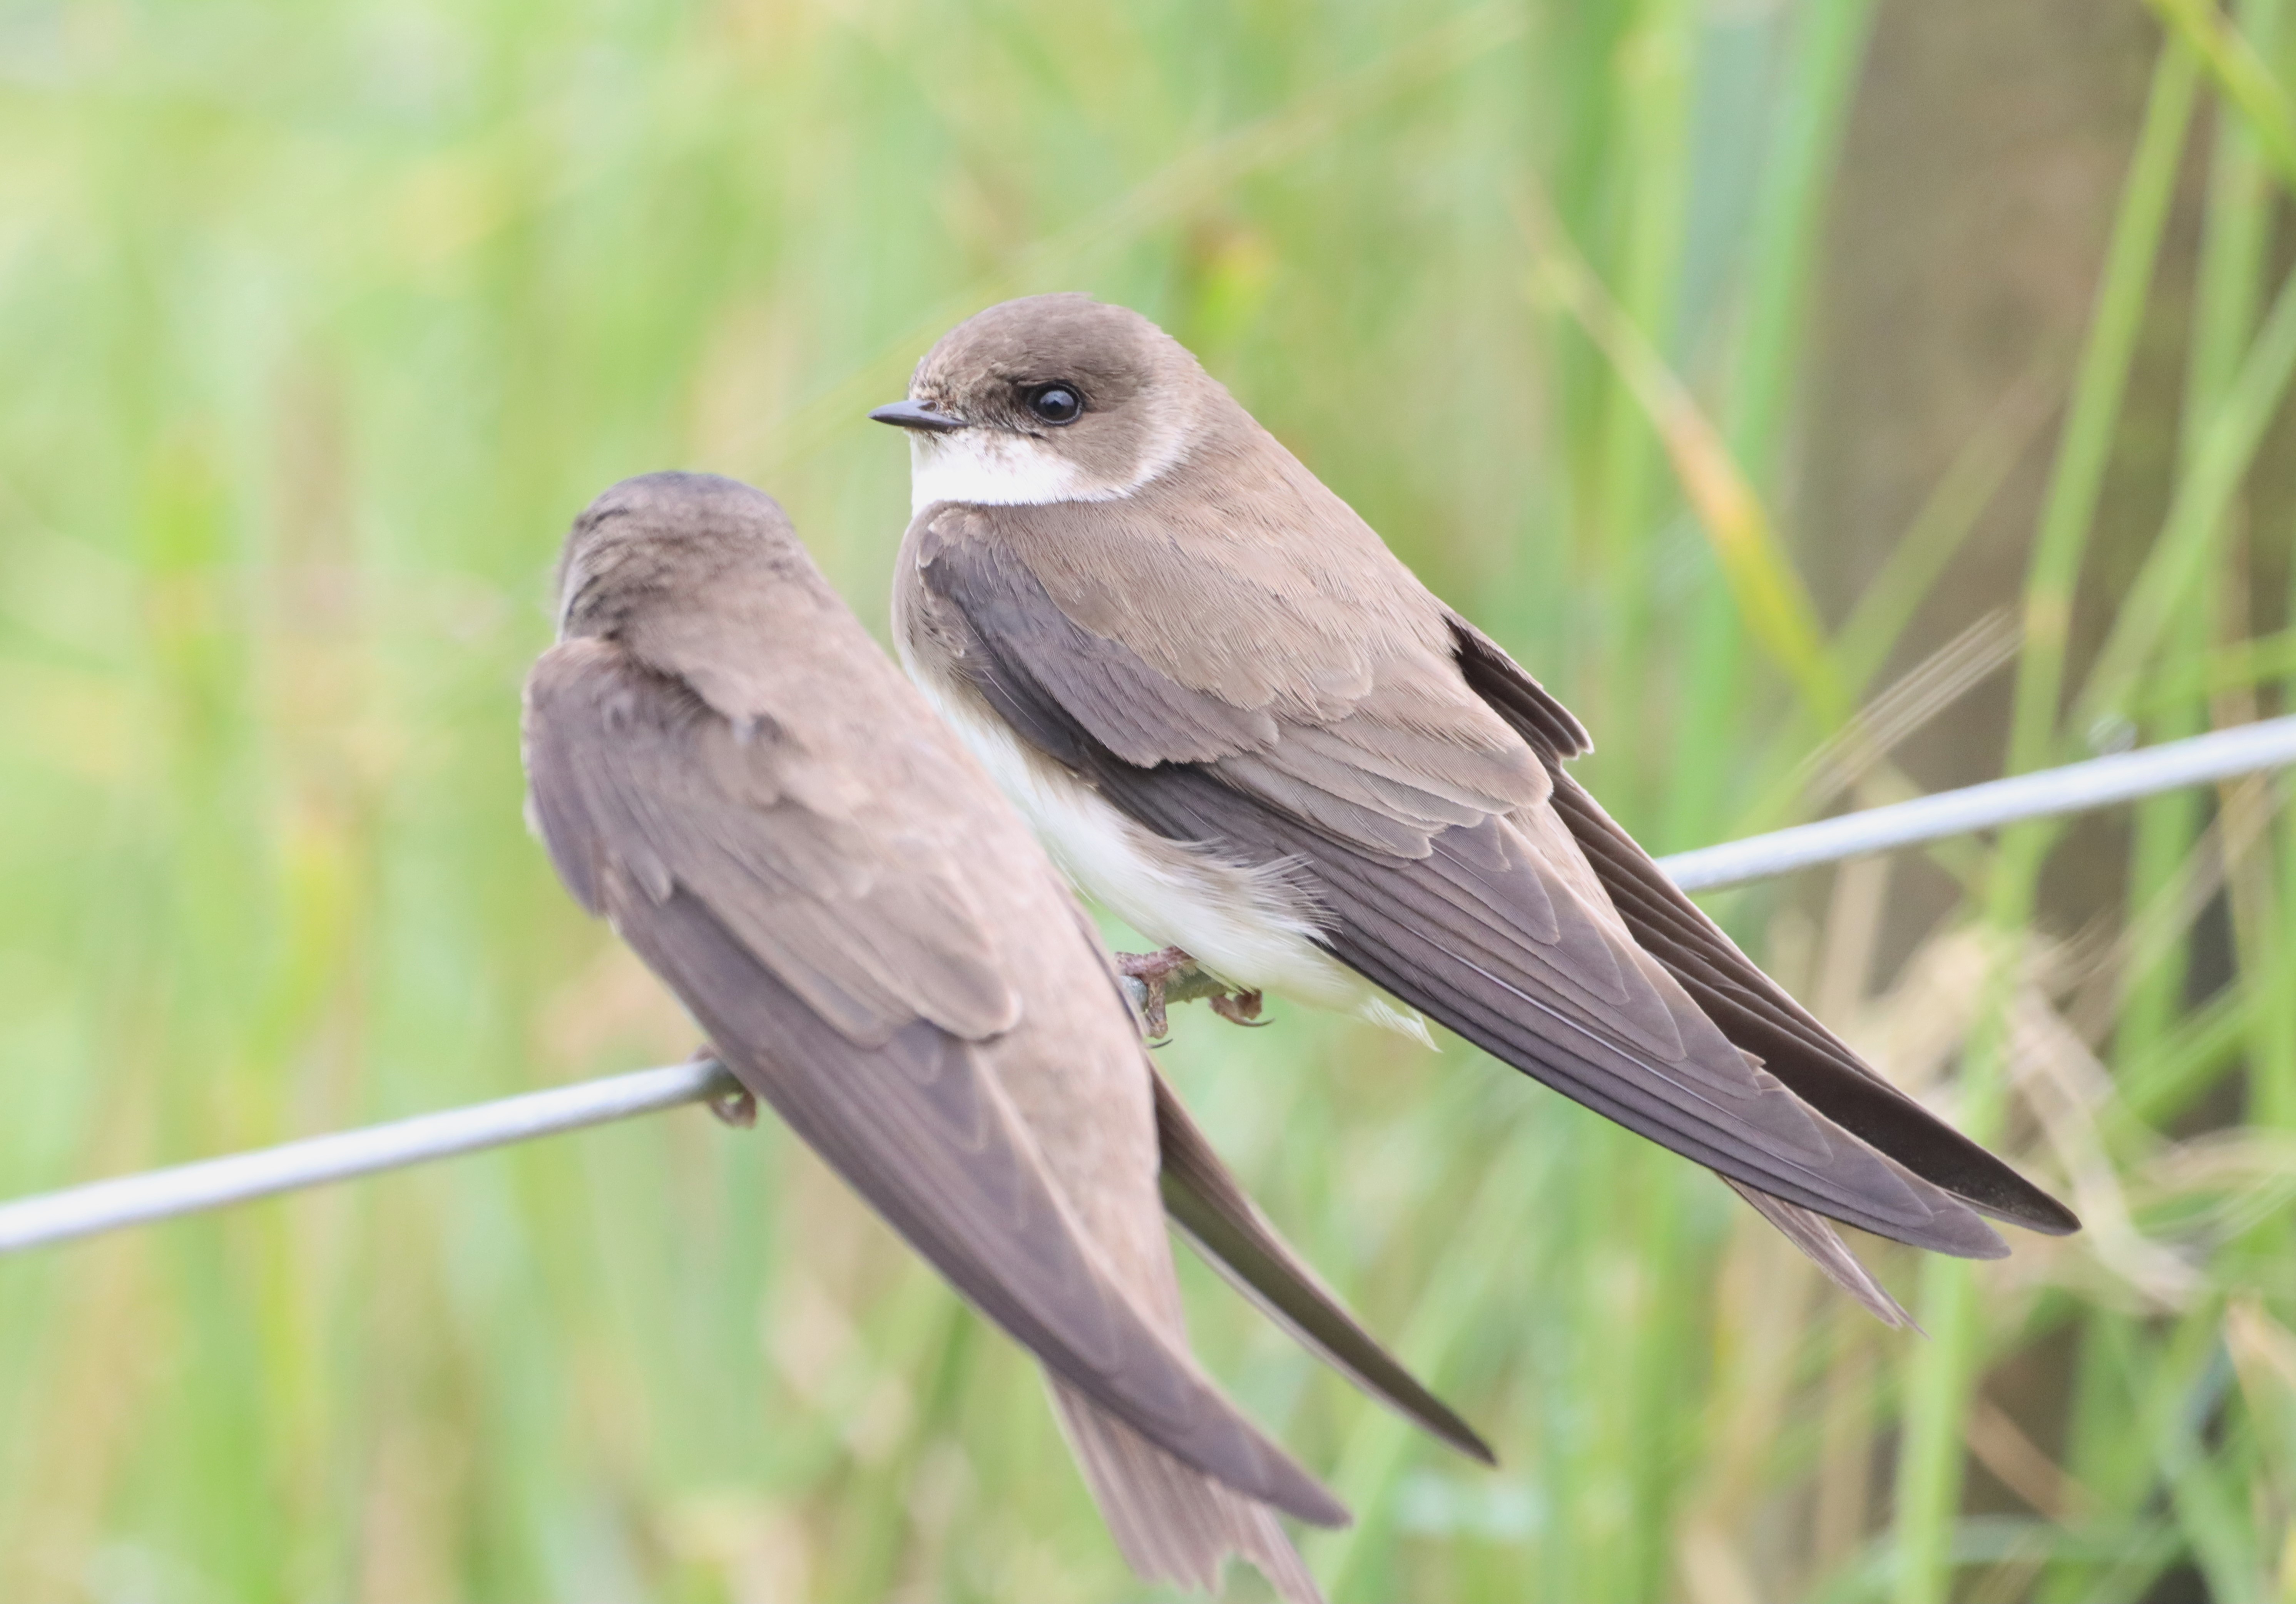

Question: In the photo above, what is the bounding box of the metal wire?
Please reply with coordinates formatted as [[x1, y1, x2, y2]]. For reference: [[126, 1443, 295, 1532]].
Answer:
[[0, 1059, 738, 1255], [1662, 714, 2296, 891], [3, 714, 2293, 1259]]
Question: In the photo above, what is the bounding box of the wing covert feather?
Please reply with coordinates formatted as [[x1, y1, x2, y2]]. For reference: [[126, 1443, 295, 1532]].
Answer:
[[527, 640, 1017, 1045], [916, 519, 1545, 859], [915, 517, 1276, 765]]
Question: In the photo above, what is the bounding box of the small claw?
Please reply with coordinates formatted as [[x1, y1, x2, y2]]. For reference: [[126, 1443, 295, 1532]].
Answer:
[[1137, 990, 1171, 1041], [708, 1083, 758, 1128], [1208, 990, 1268, 1028], [1116, 946, 1192, 1041], [692, 1046, 757, 1128], [1114, 949, 1271, 1035]]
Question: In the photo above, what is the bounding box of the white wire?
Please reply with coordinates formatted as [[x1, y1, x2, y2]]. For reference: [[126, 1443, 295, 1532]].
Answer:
[[0, 1059, 734, 1255], [3, 714, 2293, 1259], [1659, 715, 2296, 891]]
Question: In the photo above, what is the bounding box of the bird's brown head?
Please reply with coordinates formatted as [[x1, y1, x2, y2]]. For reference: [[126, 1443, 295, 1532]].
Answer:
[[554, 471, 816, 640], [870, 294, 1216, 510]]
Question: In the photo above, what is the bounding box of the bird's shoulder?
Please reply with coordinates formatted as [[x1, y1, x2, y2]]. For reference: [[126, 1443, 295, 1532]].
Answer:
[[905, 492, 1561, 855], [523, 628, 1027, 1046]]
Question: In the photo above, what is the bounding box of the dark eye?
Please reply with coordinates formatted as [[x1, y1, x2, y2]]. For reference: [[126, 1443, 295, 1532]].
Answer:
[[1024, 384, 1084, 425]]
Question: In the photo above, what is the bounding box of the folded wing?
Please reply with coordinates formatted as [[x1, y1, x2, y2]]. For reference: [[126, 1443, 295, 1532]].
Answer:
[[523, 637, 1344, 1526], [915, 524, 2027, 1259]]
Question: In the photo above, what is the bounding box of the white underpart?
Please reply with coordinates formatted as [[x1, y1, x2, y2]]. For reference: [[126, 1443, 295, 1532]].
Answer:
[[901, 645, 1430, 1042]]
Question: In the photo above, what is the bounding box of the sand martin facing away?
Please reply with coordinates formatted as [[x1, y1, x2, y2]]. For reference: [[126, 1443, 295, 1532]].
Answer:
[[525, 471, 1494, 1602]]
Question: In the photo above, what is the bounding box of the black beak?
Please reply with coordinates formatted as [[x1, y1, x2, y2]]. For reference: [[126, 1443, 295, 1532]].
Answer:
[[868, 399, 966, 433]]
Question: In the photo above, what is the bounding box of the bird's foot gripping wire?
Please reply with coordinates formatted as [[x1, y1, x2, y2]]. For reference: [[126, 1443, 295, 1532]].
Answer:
[[693, 1048, 758, 1128], [1114, 947, 1267, 1041]]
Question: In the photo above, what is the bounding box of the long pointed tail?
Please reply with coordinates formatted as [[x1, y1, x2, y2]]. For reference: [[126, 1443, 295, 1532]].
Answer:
[[1049, 1378, 1330, 1604], [1724, 1177, 1915, 1329]]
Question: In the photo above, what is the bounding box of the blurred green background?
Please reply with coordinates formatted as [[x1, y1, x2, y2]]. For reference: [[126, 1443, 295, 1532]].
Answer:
[[3, 0, 2294, 1598]]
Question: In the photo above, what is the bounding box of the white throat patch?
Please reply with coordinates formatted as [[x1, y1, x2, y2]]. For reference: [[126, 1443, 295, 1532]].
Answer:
[[908, 431, 1089, 514], [904, 402, 1193, 515]]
